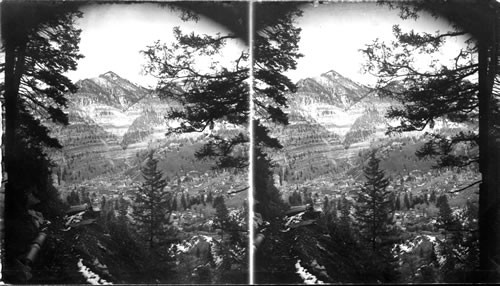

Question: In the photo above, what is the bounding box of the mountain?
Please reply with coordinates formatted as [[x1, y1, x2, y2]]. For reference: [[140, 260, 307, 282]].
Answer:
[[50, 71, 247, 187], [271, 70, 406, 183], [271, 69, 477, 187], [73, 71, 151, 110], [295, 70, 371, 109], [49, 72, 185, 185]]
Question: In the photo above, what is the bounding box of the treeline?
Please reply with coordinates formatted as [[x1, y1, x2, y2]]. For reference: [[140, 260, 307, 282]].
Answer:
[[57, 155, 128, 183]]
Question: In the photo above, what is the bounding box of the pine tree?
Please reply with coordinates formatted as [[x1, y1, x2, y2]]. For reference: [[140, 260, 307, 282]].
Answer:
[[171, 195, 178, 211], [206, 191, 213, 205], [133, 151, 174, 249], [430, 190, 437, 204], [323, 196, 330, 212], [361, 2, 500, 276], [404, 193, 411, 210], [339, 196, 351, 230], [354, 150, 398, 282], [288, 194, 296, 206], [395, 194, 401, 210], [354, 150, 394, 251], [213, 195, 229, 235], [3, 2, 83, 214], [101, 195, 106, 210], [181, 193, 187, 210], [186, 193, 192, 209], [437, 194, 454, 228]]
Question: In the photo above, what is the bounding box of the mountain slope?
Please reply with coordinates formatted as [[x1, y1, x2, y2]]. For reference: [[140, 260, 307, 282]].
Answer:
[[49, 72, 174, 185], [270, 69, 393, 182]]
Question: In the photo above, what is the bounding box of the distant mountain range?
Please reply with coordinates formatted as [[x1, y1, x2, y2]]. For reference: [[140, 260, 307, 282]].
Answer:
[[49, 72, 195, 185], [271, 69, 465, 183], [295, 70, 372, 109], [47, 70, 470, 186]]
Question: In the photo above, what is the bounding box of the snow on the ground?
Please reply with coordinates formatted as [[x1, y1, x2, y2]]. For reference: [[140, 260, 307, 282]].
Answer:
[[295, 259, 324, 284], [64, 211, 85, 227], [212, 245, 223, 266], [423, 234, 437, 243], [77, 258, 112, 285], [168, 235, 224, 267], [284, 212, 305, 228], [394, 234, 439, 255]]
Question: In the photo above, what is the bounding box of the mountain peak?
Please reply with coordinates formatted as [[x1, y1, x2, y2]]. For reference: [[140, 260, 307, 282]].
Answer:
[[100, 71, 121, 80], [321, 70, 343, 77]]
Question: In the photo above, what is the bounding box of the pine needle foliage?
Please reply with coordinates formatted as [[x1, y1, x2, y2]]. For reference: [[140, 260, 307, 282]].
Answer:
[[133, 151, 175, 250], [355, 150, 394, 251]]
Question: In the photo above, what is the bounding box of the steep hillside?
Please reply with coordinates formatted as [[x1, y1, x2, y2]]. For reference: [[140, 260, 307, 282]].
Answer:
[[49, 71, 245, 188], [270, 68, 477, 192], [49, 112, 127, 184], [270, 69, 394, 182], [49, 72, 191, 185]]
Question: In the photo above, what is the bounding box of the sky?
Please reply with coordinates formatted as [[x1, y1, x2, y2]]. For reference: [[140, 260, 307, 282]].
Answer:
[[67, 2, 468, 88], [66, 3, 246, 88], [286, 2, 469, 86]]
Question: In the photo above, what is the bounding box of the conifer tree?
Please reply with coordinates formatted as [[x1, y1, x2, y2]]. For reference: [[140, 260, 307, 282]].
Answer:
[[323, 196, 330, 212], [181, 193, 187, 210], [361, 2, 500, 276], [354, 150, 398, 281], [171, 195, 178, 211], [339, 196, 351, 230], [133, 151, 174, 249], [437, 194, 455, 228], [3, 2, 84, 215], [206, 191, 213, 205], [404, 193, 411, 210], [430, 190, 437, 204], [354, 150, 394, 251], [213, 195, 229, 236], [395, 194, 401, 210]]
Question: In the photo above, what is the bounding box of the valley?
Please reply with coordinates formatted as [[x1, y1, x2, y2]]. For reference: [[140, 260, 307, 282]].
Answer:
[[256, 69, 481, 284], [31, 72, 249, 284]]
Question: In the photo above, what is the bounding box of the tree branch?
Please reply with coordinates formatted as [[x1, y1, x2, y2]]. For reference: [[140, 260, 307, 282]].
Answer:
[[448, 180, 481, 194]]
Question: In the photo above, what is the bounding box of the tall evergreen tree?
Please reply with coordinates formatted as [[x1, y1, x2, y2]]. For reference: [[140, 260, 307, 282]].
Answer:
[[339, 196, 352, 231], [404, 192, 411, 210], [430, 190, 437, 204], [181, 193, 187, 210], [323, 196, 330, 212], [171, 194, 178, 211], [361, 1, 500, 276], [142, 3, 303, 221], [354, 150, 394, 251], [437, 194, 455, 228], [3, 2, 83, 214], [206, 190, 213, 205], [2, 4, 84, 280], [354, 150, 397, 281], [213, 195, 230, 234], [133, 151, 174, 249], [395, 194, 401, 210]]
